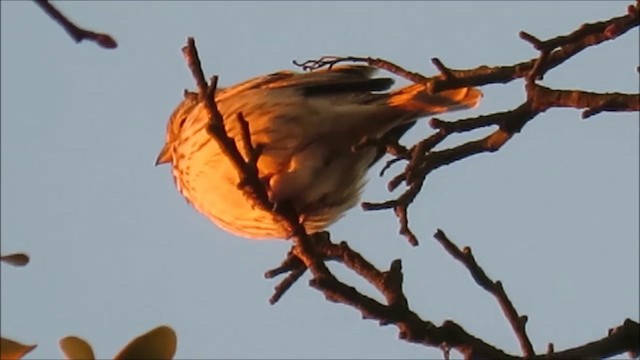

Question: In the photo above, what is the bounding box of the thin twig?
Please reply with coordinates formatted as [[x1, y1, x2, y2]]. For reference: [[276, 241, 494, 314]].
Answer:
[[294, 56, 431, 88], [268, 268, 306, 305], [181, 38, 332, 298], [434, 229, 535, 358], [33, 0, 117, 49], [364, 82, 638, 238], [294, 10, 638, 93], [182, 38, 274, 214], [235, 112, 262, 164]]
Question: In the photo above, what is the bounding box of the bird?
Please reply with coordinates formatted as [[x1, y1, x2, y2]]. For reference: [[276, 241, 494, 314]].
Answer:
[[156, 65, 482, 240]]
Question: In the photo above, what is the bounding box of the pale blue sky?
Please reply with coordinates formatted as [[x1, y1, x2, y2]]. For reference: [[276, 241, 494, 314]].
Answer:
[[1, 1, 638, 359]]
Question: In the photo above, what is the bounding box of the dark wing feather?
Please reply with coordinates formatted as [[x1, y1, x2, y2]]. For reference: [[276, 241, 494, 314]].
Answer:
[[300, 77, 394, 97], [216, 65, 394, 100], [264, 65, 394, 96]]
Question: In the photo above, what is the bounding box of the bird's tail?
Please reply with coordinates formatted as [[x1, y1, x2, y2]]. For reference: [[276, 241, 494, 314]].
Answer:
[[388, 83, 483, 116]]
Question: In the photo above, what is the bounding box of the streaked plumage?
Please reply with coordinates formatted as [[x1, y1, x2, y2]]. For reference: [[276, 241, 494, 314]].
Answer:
[[156, 65, 482, 240]]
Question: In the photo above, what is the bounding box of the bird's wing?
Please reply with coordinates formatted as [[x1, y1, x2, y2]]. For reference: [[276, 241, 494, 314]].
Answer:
[[216, 65, 394, 101]]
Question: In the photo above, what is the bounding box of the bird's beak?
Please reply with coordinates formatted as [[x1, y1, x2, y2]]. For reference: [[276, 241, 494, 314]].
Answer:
[[155, 143, 172, 166]]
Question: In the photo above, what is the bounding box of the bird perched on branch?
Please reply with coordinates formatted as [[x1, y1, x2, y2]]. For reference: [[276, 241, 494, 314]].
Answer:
[[156, 65, 482, 240]]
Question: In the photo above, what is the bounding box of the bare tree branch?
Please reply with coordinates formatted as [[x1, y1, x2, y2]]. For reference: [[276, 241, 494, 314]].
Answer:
[[179, 2, 639, 358], [33, 0, 117, 49], [294, 9, 638, 93], [354, 4, 639, 245], [434, 230, 534, 358], [267, 232, 639, 359], [181, 38, 337, 305]]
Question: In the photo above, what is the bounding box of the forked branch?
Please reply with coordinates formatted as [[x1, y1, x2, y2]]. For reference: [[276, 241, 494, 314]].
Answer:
[[180, 1, 638, 358]]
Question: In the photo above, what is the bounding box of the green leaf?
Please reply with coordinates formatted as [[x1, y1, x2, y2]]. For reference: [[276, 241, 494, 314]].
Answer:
[[1, 337, 37, 360], [113, 325, 177, 360], [0, 253, 30, 267], [59, 336, 95, 360]]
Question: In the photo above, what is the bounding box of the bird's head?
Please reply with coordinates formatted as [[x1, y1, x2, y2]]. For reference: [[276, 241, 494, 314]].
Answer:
[[155, 90, 200, 166]]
